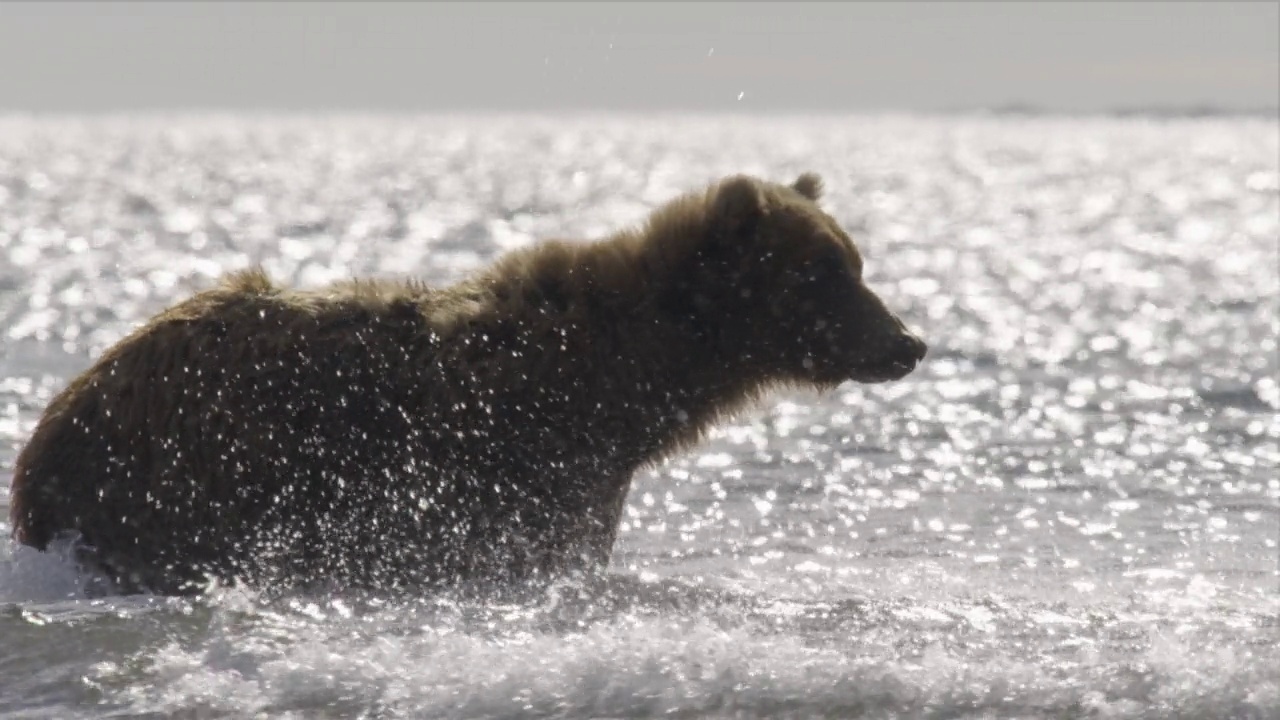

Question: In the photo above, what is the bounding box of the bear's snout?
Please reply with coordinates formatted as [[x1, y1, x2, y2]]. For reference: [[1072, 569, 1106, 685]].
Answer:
[[884, 330, 928, 375], [830, 282, 928, 383], [894, 330, 928, 366], [849, 329, 925, 383]]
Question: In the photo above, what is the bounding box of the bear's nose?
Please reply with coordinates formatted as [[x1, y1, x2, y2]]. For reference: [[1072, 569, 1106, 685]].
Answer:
[[885, 330, 926, 363], [896, 332, 928, 364]]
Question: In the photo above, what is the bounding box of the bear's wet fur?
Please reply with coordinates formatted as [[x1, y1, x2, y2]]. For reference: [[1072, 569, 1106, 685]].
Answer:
[[8, 173, 927, 596]]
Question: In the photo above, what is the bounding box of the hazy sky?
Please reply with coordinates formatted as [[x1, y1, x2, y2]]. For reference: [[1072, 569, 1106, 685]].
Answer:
[[0, 2, 1275, 113]]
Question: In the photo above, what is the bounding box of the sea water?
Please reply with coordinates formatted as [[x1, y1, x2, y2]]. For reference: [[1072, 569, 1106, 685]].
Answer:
[[0, 114, 1276, 718]]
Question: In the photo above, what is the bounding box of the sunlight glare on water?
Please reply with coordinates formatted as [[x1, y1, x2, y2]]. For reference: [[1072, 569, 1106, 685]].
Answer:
[[0, 114, 1277, 718]]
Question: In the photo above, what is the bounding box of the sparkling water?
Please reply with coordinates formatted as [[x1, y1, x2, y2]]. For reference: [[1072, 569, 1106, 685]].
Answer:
[[1, 114, 1277, 718]]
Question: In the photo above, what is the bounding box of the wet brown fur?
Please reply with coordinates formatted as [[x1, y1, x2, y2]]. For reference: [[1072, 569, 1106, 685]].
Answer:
[[8, 173, 925, 595]]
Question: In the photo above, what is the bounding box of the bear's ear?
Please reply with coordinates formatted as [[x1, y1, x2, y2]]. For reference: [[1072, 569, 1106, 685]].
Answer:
[[792, 172, 823, 201], [709, 175, 768, 237]]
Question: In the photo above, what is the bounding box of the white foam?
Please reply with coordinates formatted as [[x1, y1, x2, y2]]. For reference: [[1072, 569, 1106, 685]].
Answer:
[[93, 598, 1280, 719]]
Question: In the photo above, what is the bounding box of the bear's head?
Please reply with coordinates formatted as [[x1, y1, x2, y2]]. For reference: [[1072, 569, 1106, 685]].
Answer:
[[661, 173, 927, 388]]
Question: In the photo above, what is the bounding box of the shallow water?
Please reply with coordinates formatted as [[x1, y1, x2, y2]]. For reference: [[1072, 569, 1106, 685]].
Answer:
[[1, 114, 1277, 718]]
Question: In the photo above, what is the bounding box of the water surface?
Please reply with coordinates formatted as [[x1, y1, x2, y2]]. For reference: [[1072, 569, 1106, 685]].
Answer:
[[1, 114, 1277, 718]]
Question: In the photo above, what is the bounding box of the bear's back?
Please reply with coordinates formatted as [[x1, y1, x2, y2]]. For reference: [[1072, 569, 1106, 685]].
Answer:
[[9, 274, 457, 590]]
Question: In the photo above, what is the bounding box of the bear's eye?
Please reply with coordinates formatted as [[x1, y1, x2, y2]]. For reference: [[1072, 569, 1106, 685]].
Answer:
[[807, 246, 848, 281]]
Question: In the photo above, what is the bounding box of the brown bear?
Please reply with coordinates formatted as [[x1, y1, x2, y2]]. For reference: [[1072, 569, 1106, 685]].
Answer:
[[8, 173, 926, 596]]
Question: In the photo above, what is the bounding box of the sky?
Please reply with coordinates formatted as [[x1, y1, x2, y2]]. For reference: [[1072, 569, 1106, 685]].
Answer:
[[0, 1, 1275, 114]]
